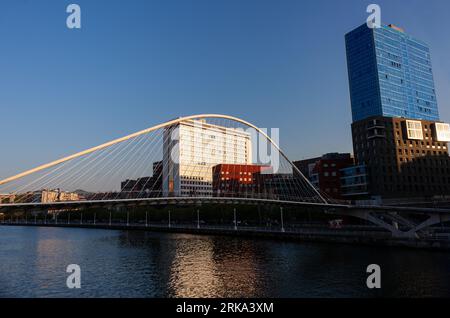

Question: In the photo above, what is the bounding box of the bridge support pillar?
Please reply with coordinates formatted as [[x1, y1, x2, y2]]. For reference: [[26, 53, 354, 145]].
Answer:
[[197, 209, 200, 229], [280, 207, 285, 233], [234, 208, 237, 231]]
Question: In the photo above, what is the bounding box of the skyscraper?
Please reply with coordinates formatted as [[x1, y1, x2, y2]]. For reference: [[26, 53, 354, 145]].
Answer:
[[344, 23, 450, 201], [345, 24, 439, 122]]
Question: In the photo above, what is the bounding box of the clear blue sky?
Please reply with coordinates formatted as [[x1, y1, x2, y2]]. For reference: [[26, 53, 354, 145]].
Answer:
[[1, 0, 449, 177]]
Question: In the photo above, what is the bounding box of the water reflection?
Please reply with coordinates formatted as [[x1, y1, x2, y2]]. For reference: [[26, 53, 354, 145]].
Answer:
[[1, 226, 450, 297], [167, 236, 261, 297]]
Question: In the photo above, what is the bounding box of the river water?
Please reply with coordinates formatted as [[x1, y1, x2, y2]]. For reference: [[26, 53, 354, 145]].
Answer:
[[0, 225, 449, 298]]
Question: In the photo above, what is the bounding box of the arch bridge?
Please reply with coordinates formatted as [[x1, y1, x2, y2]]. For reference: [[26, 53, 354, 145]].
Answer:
[[1, 114, 449, 239]]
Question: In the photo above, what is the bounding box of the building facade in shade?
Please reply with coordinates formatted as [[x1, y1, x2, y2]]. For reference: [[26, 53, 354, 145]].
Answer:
[[340, 165, 369, 199], [120, 161, 163, 198], [212, 164, 270, 197], [352, 116, 450, 198], [15, 189, 80, 203], [0, 194, 16, 204], [345, 24, 440, 122], [163, 120, 252, 197], [294, 153, 354, 199]]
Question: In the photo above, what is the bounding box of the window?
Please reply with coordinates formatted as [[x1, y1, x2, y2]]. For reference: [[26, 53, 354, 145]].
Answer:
[[406, 120, 424, 140], [434, 123, 450, 142]]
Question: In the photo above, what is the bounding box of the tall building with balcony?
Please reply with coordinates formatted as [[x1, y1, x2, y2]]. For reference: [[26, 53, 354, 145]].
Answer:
[[162, 120, 252, 197], [345, 23, 450, 200]]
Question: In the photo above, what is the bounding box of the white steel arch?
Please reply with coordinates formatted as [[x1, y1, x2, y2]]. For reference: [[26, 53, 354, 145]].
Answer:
[[0, 114, 327, 203]]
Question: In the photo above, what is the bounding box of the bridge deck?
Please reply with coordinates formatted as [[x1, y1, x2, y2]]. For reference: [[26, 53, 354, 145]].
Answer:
[[1, 196, 449, 214]]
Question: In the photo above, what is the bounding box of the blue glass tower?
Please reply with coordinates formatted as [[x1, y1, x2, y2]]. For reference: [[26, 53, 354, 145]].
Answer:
[[345, 24, 440, 122]]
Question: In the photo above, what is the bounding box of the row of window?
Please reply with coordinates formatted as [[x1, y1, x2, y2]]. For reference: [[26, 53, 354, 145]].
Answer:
[[220, 171, 253, 175], [218, 184, 258, 188], [398, 148, 447, 156], [220, 177, 253, 182]]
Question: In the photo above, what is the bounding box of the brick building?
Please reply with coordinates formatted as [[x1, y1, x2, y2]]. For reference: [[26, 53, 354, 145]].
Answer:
[[212, 164, 270, 197], [294, 153, 354, 199]]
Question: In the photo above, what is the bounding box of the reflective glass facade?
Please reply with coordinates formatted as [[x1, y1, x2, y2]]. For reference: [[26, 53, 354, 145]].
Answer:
[[345, 24, 440, 122], [340, 165, 368, 197]]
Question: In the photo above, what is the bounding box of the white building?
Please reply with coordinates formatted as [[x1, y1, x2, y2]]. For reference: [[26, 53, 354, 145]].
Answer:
[[163, 119, 252, 196]]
